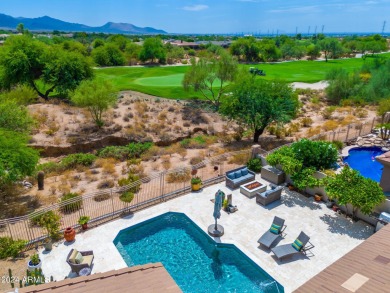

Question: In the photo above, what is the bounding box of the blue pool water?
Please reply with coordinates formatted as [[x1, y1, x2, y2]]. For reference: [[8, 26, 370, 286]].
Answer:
[[344, 147, 385, 182], [114, 212, 283, 293]]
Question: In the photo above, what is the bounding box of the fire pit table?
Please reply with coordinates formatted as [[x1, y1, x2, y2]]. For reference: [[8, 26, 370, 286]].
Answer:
[[240, 181, 267, 198]]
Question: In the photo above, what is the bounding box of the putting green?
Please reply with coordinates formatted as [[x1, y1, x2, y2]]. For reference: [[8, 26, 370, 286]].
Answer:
[[133, 74, 184, 87]]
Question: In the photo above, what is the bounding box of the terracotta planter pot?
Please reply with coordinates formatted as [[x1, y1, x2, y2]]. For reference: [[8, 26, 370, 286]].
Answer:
[[81, 223, 88, 230], [314, 194, 322, 202], [191, 169, 198, 176], [64, 227, 76, 242]]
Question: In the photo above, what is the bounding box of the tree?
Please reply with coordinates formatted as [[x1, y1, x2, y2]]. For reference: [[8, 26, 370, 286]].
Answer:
[[0, 100, 35, 133], [306, 44, 321, 60], [325, 68, 360, 103], [138, 37, 166, 63], [220, 74, 298, 142], [16, 23, 24, 34], [0, 129, 39, 187], [92, 44, 126, 66], [325, 166, 385, 219], [71, 79, 117, 128], [0, 35, 93, 100], [319, 38, 344, 62], [183, 52, 238, 111]]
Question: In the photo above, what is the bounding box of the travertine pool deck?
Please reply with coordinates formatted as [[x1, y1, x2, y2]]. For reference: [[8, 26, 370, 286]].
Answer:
[[39, 175, 374, 293]]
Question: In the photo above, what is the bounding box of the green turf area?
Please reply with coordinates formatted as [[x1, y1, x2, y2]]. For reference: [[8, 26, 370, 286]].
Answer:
[[95, 53, 390, 100]]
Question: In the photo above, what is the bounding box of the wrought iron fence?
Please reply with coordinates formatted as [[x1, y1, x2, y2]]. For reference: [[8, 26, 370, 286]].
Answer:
[[0, 117, 378, 246], [0, 149, 253, 245]]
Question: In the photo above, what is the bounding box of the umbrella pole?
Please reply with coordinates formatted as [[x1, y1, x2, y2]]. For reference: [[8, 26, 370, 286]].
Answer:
[[215, 219, 218, 231]]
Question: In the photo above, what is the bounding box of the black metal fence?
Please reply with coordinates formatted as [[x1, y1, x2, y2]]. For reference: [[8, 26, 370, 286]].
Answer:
[[0, 149, 254, 245]]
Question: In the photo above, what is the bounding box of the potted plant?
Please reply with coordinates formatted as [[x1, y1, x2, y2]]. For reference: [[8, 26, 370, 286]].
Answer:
[[36, 211, 61, 251], [191, 176, 202, 191], [27, 253, 41, 271], [78, 216, 90, 230]]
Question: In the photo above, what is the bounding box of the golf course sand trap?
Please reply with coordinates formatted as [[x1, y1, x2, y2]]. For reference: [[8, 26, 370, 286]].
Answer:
[[291, 81, 328, 90]]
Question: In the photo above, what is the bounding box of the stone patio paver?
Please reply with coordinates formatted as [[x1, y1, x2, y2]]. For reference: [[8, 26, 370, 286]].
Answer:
[[39, 174, 373, 293]]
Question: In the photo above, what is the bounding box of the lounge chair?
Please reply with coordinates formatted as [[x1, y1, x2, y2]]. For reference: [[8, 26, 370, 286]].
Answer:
[[66, 248, 94, 275], [257, 216, 286, 248], [271, 231, 313, 261]]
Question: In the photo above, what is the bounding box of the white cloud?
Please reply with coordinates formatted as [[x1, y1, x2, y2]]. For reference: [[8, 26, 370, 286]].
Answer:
[[182, 4, 209, 11], [269, 5, 320, 13]]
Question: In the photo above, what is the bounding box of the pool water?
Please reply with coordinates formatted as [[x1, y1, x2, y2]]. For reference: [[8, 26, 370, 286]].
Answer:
[[114, 212, 283, 293], [344, 147, 385, 182]]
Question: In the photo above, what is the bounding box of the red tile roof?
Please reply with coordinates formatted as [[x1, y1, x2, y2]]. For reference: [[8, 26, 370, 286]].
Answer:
[[20, 263, 181, 293]]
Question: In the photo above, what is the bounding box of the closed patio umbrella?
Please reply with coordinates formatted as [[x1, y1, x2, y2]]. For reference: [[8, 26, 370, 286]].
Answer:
[[208, 190, 224, 237]]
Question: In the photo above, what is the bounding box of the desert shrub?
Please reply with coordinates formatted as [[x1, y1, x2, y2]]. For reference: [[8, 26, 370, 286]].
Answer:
[[127, 142, 153, 158], [97, 179, 115, 189], [181, 135, 217, 148], [30, 210, 56, 226], [61, 153, 96, 169], [322, 120, 339, 131], [119, 191, 135, 203], [341, 114, 357, 126], [0, 237, 27, 259], [97, 146, 129, 161], [190, 156, 203, 166], [288, 122, 301, 134], [228, 153, 249, 165], [322, 106, 337, 119], [246, 158, 262, 173], [93, 192, 111, 202], [60, 193, 82, 213], [355, 107, 368, 118], [306, 126, 321, 137], [166, 168, 191, 183], [301, 117, 313, 127], [36, 162, 62, 175], [118, 173, 141, 193], [331, 140, 344, 150]]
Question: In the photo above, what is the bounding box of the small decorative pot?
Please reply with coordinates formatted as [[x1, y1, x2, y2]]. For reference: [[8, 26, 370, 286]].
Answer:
[[64, 227, 76, 242], [191, 169, 198, 176], [27, 259, 42, 271], [81, 223, 88, 230], [44, 239, 52, 251], [314, 194, 322, 202]]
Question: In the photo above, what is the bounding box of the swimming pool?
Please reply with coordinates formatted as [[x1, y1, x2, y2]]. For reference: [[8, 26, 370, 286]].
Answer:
[[344, 147, 385, 182], [114, 212, 283, 293]]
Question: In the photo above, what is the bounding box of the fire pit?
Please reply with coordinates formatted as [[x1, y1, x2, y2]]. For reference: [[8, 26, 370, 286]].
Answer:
[[240, 180, 267, 198]]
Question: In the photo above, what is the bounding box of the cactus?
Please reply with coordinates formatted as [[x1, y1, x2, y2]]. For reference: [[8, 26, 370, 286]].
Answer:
[[19, 279, 23, 288], [8, 268, 14, 288], [37, 171, 45, 190]]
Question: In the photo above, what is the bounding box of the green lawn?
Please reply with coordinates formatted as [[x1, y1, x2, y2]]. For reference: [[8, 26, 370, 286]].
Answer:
[[95, 53, 390, 100]]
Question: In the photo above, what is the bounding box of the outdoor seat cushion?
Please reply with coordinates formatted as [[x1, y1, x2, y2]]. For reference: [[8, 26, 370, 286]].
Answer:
[[234, 171, 242, 178], [270, 224, 281, 234], [82, 255, 94, 266], [236, 173, 254, 182], [261, 190, 273, 197], [68, 249, 79, 264], [292, 239, 303, 251], [75, 252, 84, 264], [241, 168, 249, 176], [227, 173, 235, 180]]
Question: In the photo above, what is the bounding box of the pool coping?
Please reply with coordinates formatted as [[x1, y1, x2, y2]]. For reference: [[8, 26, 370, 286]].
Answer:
[[113, 211, 284, 292]]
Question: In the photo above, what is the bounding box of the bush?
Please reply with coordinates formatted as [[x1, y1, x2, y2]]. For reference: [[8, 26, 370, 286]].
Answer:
[[291, 139, 338, 170], [118, 173, 141, 193], [166, 169, 191, 183], [30, 210, 57, 226], [301, 117, 313, 127], [97, 146, 130, 161], [36, 162, 62, 175], [60, 193, 82, 213], [332, 140, 344, 150], [119, 191, 134, 203], [247, 158, 262, 173], [0, 237, 27, 259], [61, 153, 96, 169], [97, 179, 115, 189], [93, 192, 111, 202], [30, 211, 61, 240]]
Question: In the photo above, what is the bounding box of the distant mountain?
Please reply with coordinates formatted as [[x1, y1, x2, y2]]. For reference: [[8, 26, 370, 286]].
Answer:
[[0, 13, 167, 34]]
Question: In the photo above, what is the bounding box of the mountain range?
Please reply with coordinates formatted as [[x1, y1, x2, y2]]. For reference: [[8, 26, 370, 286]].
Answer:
[[0, 13, 167, 34]]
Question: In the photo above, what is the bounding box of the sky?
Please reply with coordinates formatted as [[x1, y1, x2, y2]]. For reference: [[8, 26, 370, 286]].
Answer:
[[1, 0, 389, 34]]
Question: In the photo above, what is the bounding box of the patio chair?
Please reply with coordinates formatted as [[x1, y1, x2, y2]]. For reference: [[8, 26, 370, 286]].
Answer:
[[257, 216, 286, 249], [271, 231, 314, 261], [66, 248, 94, 275]]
